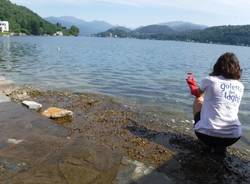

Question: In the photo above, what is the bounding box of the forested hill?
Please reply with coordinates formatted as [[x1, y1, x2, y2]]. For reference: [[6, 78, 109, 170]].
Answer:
[[0, 0, 79, 35], [180, 25, 250, 46], [97, 24, 250, 46]]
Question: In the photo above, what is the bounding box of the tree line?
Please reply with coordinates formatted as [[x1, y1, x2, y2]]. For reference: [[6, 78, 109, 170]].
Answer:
[[97, 25, 250, 46]]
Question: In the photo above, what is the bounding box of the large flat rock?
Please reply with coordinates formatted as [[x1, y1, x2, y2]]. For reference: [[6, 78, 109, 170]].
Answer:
[[0, 102, 122, 184]]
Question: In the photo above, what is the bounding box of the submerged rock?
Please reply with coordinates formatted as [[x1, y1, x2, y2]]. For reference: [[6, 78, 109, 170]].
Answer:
[[116, 157, 173, 184], [42, 107, 73, 119], [22, 101, 42, 111]]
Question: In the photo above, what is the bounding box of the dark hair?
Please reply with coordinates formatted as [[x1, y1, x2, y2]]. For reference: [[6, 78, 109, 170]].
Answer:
[[210, 52, 242, 80]]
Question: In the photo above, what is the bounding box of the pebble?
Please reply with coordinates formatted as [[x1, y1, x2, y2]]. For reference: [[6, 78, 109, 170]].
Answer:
[[14, 91, 29, 100], [171, 119, 176, 123], [17, 162, 27, 167], [3, 89, 13, 96]]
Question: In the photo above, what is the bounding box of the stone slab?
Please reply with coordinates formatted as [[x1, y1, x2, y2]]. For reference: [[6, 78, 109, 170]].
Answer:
[[0, 102, 121, 183], [22, 100, 42, 111]]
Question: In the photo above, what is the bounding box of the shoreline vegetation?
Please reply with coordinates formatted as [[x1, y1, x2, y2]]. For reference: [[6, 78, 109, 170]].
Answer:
[[0, 77, 249, 183], [0, 32, 78, 37]]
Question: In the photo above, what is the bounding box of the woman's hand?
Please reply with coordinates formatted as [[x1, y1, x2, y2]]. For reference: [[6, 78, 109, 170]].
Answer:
[[186, 73, 202, 97]]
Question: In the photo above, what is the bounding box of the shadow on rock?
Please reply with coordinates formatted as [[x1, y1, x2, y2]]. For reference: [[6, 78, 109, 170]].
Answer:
[[125, 120, 250, 184]]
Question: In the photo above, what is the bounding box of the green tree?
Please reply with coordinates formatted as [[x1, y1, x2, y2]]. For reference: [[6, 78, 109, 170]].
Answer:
[[69, 25, 80, 36], [30, 20, 41, 35]]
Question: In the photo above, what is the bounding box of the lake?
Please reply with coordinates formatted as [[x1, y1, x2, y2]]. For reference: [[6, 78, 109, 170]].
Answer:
[[0, 36, 249, 132]]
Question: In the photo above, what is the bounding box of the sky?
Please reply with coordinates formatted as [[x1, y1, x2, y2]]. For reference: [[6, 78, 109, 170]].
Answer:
[[10, 0, 250, 28]]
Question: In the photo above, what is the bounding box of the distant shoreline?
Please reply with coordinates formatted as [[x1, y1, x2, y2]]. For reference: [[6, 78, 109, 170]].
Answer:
[[0, 33, 79, 37], [1, 34, 249, 48], [93, 35, 250, 48]]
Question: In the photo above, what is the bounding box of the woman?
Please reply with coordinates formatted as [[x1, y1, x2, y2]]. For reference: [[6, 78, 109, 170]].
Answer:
[[186, 52, 244, 155]]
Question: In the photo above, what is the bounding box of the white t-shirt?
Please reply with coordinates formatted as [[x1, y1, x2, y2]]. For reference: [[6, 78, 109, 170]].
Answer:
[[195, 76, 244, 138]]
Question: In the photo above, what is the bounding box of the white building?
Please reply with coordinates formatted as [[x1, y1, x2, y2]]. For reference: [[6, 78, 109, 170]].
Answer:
[[0, 21, 9, 32], [53, 31, 63, 36]]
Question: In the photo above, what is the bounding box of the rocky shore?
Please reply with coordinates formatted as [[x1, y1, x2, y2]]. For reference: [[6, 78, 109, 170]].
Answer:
[[0, 82, 249, 183]]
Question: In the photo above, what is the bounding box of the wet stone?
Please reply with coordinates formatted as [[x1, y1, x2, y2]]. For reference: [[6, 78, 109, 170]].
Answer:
[[42, 107, 73, 119], [116, 157, 173, 184], [22, 100, 42, 111]]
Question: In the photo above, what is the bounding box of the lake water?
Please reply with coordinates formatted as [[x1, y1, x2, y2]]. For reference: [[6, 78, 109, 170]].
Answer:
[[0, 36, 249, 132]]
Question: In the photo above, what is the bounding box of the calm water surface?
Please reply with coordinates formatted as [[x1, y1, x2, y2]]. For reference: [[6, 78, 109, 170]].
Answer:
[[0, 36, 249, 131]]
